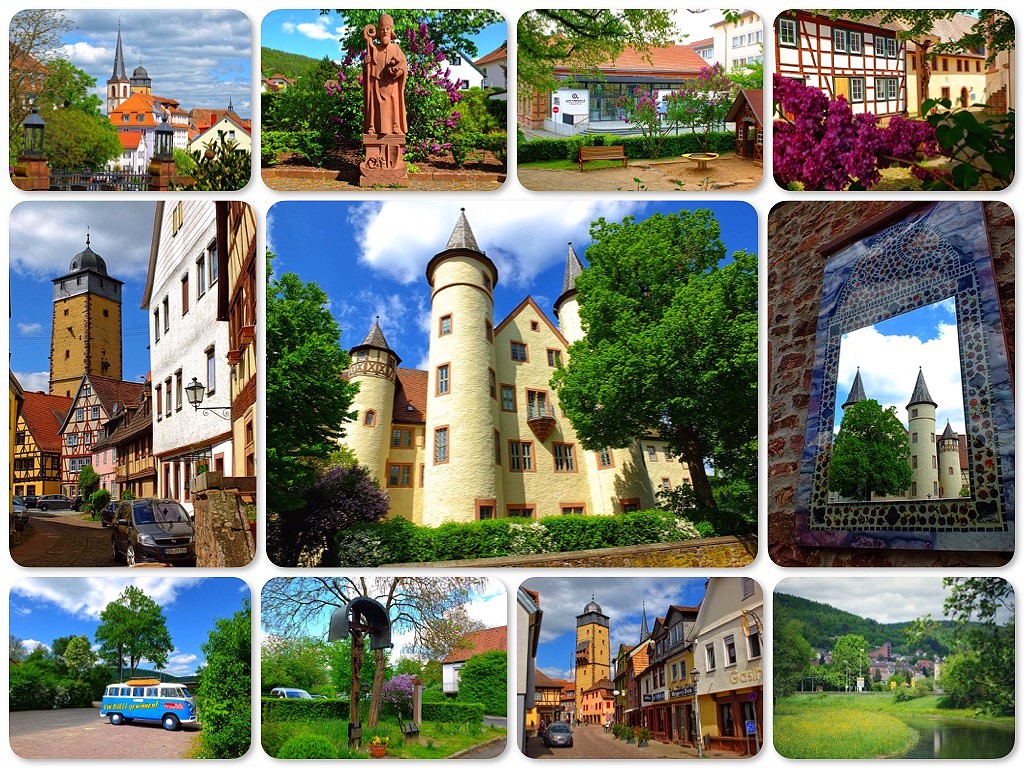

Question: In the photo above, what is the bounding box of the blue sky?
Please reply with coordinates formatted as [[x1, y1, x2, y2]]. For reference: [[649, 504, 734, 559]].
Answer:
[[8, 202, 160, 394], [522, 577, 711, 681], [834, 297, 966, 433], [261, 10, 508, 63], [267, 201, 757, 372], [33, 9, 252, 118], [9, 578, 250, 678]]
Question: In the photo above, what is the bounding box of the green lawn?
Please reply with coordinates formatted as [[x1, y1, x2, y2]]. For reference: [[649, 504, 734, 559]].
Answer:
[[774, 693, 1013, 759], [261, 718, 504, 759], [518, 158, 628, 171]]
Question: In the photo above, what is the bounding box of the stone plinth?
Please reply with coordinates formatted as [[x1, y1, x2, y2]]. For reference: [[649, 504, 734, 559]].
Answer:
[[148, 157, 177, 191], [360, 133, 408, 187], [11, 156, 50, 191]]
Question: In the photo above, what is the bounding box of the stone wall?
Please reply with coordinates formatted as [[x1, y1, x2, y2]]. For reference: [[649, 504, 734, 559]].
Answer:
[[767, 201, 1014, 567], [398, 534, 756, 568], [192, 472, 256, 567]]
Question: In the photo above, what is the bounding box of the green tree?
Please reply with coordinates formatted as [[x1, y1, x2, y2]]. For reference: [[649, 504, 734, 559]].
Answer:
[[829, 399, 912, 500], [94, 586, 174, 679], [266, 257, 359, 564], [9, 635, 29, 663], [195, 602, 251, 758], [43, 108, 123, 170], [61, 635, 97, 679], [518, 10, 678, 94], [261, 56, 345, 164], [835, 10, 1013, 64], [664, 64, 737, 153], [456, 650, 507, 715], [325, 637, 380, 695], [260, 635, 328, 693], [830, 635, 871, 690], [551, 211, 757, 526], [727, 59, 764, 90], [773, 620, 815, 700], [77, 465, 100, 499], [329, 9, 501, 59], [173, 135, 251, 191]]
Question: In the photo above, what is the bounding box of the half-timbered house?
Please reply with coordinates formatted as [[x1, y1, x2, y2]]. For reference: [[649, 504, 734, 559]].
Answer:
[[93, 379, 158, 499], [775, 11, 907, 117], [13, 390, 72, 498]]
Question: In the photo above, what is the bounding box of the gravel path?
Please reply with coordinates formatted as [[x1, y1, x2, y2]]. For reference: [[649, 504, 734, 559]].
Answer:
[[518, 155, 763, 192]]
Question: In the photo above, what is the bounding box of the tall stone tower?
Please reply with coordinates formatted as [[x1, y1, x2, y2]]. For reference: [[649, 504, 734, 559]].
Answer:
[[106, 24, 130, 114], [552, 242, 586, 344], [345, 318, 400, 484], [574, 597, 611, 720], [50, 235, 123, 398], [423, 209, 501, 523], [907, 367, 939, 499], [937, 421, 962, 498]]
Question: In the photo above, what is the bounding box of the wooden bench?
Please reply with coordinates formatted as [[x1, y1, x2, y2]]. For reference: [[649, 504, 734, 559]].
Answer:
[[578, 145, 627, 172]]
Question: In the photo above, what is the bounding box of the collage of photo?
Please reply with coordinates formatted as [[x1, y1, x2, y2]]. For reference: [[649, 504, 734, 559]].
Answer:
[[5, 4, 1016, 766]]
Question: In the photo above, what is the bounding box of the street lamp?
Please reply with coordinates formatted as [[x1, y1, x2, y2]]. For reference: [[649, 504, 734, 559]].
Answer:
[[21, 104, 45, 156], [154, 113, 174, 159], [691, 667, 703, 758], [185, 377, 230, 418]]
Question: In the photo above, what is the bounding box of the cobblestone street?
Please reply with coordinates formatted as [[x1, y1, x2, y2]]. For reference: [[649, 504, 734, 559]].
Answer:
[[523, 724, 748, 759]]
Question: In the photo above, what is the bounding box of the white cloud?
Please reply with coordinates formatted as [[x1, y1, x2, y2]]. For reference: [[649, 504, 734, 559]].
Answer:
[[23, 639, 51, 654], [296, 19, 341, 41], [13, 371, 49, 393], [281, 22, 296, 34], [16, 322, 43, 335], [60, 40, 111, 66], [466, 581, 508, 629], [157, 650, 201, 677], [352, 202, 641, 288], [539, 665, 571, 681], [11, 577, 205, 621]]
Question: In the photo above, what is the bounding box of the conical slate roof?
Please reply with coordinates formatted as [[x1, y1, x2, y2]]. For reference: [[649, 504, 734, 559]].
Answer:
[[941, 421, 958, 440], [639, 600, 650, 640], [112, 24, 127, 81], [358, 318, 390, 350], [842, 368, 867, 410], [907, 367, 937, 408], [444, 208, 482, 253], [560, 242, 586, 295]]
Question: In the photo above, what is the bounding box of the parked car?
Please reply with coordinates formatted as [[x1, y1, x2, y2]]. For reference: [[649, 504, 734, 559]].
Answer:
[[111, 498, 196, 566], [270, 687, 313, 699], [36, 493, 74, 511], [100, 501, 118, 527], [543, 722, 573, 748], [71, 495, 84, 511], [23, 495, 38, 509], [12, 496, 29, 532]]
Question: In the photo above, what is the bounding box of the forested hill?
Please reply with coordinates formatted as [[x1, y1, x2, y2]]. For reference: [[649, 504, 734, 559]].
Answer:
[[774, 592, 954, 657], [261, 48, 326, 78]]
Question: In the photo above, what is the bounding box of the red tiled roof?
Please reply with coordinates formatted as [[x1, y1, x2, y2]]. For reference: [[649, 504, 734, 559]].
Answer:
[[20, 391, 73, 453], [118, 132, 142, 150], [442, 625, 507, 663], [725, 89, 764, 128], [88, 375, 146, 415], [557, 43, 708, 77], [476, 44, 507, 66], [534, 670, 563, 688], [109, 92, 186, 128], [393, 368, 427, 423], [691, 37, 714, 49]]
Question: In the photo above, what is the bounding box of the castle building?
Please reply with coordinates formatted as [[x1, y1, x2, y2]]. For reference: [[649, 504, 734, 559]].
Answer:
[[574, 597, 611, 722], [342, 210, 692, 526], [50, 235, 123, 399], [841, 367, 967, 499]]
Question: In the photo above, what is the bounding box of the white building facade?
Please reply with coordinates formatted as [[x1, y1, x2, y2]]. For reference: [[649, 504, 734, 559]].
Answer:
[[712, 11, 764, 70], [143, 200, 232, 511]]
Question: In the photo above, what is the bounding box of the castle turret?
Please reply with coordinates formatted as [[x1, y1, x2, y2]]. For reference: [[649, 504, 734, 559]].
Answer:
[[106, 23, 130, 113], [422, 209, 500, 523], [552, 242, 587, 344], [842, 368, 867, 410], [907, 367, 939, 499], [937, 420, 963, 498], [344, 318, 400, 485]]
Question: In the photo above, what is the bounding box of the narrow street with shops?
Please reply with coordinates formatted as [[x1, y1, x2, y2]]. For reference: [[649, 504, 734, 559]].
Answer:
[[524, 723, 747, 759]]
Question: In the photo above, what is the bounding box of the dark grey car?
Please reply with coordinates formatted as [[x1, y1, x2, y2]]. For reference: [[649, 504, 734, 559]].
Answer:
[[543, 722, 573, 748], [111, 498, 196, 566]]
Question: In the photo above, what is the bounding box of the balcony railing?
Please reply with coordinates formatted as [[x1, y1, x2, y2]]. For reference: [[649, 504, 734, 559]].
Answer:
[[526, 402, 557, 441]]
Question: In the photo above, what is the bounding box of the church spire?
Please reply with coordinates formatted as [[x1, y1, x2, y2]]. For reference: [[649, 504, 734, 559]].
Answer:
[[842, 367, 867, 410], [907, 367, 937, 408], [560, 242, 586, 296], [640, 600, 650, 640], [112, 22, 127, 80], [444, 208, 482, 253]]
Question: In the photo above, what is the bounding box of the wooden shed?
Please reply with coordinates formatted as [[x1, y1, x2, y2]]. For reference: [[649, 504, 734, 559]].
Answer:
[[726, 89, 763, 161]]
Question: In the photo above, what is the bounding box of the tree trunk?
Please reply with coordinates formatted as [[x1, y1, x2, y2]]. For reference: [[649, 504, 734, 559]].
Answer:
[[676, 424, 717, 511], [350, 633, 364, 728], [367, 648, 387, 727]]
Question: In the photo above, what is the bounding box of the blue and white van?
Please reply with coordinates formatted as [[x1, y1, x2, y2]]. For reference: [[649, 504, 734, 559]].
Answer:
[[100, 678, 199, 730]]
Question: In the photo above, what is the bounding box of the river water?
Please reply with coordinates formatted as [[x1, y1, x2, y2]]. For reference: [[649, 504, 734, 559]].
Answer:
[[898, 717, 1013, 759]]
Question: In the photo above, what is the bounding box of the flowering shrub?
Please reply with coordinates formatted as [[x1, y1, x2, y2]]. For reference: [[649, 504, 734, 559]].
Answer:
[[299, 464, 390, 565], [665, 64, 737, 153], [380, 674, 416, 716], [773, 74, 940, 190], [616, 88, 665, 158]]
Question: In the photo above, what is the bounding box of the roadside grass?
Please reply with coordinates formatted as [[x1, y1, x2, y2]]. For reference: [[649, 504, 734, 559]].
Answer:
[[261, 718, 504, 759], [518, 158, 630, 171], [774, 694, 1014, 759]]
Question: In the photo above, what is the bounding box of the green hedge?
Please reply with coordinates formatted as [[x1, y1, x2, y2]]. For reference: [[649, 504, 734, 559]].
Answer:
[[518, 131, 736, 163], [421, 700, 485, 723], [261, 697, 349, 722], [329, 509, 710, 566]]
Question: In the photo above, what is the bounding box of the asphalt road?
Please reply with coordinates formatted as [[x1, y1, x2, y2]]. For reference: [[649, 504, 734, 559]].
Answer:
[[523, 724, 742, 760], [10, 511, 119, 567], [10, 707, 199, 759]]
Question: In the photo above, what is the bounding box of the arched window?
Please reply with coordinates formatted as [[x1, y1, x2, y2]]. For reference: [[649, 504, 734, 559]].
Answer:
[[364, 409, 376, 427]]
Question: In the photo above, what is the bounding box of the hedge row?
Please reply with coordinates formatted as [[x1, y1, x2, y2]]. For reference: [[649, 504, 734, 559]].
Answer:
[[518, 131, 736, 163], [261, 697, 349, 722], [421, 700, 485, 723], [329, 509, 710, 566]]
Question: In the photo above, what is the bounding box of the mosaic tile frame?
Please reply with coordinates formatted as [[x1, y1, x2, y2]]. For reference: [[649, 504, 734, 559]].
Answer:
[[795, 201, 1014, 553]]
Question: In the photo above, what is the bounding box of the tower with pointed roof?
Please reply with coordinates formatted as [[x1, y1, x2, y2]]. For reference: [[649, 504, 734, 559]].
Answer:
[[107, 24, 131, 114], [345, 318, 402, 486], [423, 209, 502, 522], [50, 234, 124, 398], [907, 367, 939, 499], [937, 421, 962, 498], [574, 596, 611, 723]]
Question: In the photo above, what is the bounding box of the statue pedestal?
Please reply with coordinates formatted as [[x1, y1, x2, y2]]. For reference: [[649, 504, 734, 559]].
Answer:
[[360, 133, 408, 187]]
